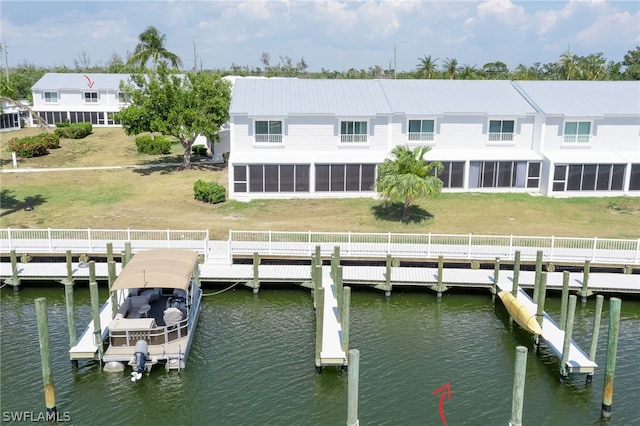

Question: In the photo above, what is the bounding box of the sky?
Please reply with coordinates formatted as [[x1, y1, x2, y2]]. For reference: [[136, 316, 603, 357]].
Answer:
[[1, 0, 639, 73]]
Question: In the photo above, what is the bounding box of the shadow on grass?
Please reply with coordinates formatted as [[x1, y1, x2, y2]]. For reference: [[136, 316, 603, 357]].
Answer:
[[0, 190, 47, 217], [132, 161, 228, 176], [371, 202, 433, 224]]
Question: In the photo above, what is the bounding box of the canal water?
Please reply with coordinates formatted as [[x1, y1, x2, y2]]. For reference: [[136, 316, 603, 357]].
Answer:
[[1, 284, 639, 425]]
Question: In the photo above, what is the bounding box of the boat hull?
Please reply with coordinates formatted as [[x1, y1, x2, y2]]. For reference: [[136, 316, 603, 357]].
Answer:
[[497, 290, 542, 335]]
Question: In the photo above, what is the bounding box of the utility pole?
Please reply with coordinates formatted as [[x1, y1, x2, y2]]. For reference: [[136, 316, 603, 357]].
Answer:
[[1, 41, 9, 82], [393, 44, 397, 79]]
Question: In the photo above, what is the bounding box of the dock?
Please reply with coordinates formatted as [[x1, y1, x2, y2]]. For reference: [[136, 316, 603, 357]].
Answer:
[[318, 267, 347, 368], [496, 282, 597, 374], [68, 299, 112, 360]]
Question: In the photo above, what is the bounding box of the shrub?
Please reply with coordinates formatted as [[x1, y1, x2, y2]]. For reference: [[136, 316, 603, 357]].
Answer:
[[193, 180, 226, 204], [54, 122, 92, 139], [192, 145, 208, 156], [54, 121, 70, 128], [222, 152, 230, 163], [6, 133, 59, 158], [135, 134, 172, 155]]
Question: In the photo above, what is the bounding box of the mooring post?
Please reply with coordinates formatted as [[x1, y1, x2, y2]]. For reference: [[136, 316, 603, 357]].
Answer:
[[107, 260, 117, 318], [511, 250, 521, 297], [492, 257, 500, 300], [331, 245, 340, 282], [436, 255, 444, 300], [347, 348, 360, 426], [336, 265, 344, 319], [251, 252, 260, 294], [559, 271, 570, 331], [89, 262, 104, 363], [586, 294, 604, 384], [341, 286, 351, 355], [536, 272, 547, 325], [9, 249, 20, 291], [579, 260, 593, 303], [315, 284, 325, 373], [533, 250, 543, 303], [35, 298, 57, 417], [559, 295, 577, 383], [63, 281, 77, 368], [601, 297, 622, 419], [124, 242, 132, 266], [510, 345, 528, 426], [106, 242, 114, 263], [385, 254, 392, 297]]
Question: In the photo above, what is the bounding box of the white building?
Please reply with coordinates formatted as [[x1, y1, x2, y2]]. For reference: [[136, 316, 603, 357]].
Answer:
[[1, 102, 21, 132], [31, 73, 131, 126], [227, 79, 640, 200]]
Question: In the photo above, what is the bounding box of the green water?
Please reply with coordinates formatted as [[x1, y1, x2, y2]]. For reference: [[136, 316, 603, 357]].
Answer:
[[1, 284, 639, 425]]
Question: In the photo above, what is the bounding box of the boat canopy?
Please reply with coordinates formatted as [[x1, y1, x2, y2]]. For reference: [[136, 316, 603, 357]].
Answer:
[[111, 249, 199, 292]]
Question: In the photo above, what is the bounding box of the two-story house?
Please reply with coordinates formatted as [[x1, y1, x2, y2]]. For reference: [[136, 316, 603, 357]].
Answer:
[[31, 73, 131, 126]]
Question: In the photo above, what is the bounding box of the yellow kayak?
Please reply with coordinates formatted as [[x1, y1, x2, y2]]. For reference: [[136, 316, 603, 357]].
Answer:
[[498, 291, 542, 336]]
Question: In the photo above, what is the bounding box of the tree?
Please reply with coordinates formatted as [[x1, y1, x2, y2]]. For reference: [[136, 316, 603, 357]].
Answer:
[[415, 55, 439, 79], [558, 48, 576, 80], [375, 145, 443, 223], [622, 46, 640, 80], [127, 26, 183, 71], [116, 63, 231, 169], [459, 64, 479, 79], [442, 58, 459, 79]]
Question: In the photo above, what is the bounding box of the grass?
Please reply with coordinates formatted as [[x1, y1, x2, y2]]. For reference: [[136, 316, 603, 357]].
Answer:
[[1, 127, 639, 240]]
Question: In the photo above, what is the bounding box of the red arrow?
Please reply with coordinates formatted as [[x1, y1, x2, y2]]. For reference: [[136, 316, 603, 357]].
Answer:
[[83, 74, 94, 88], [432, 382, 451, 426]]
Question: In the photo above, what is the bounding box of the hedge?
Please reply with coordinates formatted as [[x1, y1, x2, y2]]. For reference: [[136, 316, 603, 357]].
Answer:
[[7, 133, 60, 158], [193, 180, 226, 204], [135, 134, 172, 155], [54, 121, 92, 139]]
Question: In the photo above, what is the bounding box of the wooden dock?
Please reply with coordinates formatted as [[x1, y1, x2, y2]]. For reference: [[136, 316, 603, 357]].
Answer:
[[496, 282, 597, 374], [68, 299, 112, 360], [318, 267, 347, 367]]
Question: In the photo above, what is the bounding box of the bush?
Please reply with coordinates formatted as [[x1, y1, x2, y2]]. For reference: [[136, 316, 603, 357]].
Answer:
[[7, 133, 60, 158], [192, 145, 208, 156], [135, 134, 172, 155], [54, 122, 92, 139], [222, 152, 230, 163], [193, 180, 226, 204]]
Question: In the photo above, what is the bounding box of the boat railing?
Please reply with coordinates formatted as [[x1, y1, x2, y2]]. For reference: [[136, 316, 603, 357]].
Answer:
[[109, 319, 189, 347]]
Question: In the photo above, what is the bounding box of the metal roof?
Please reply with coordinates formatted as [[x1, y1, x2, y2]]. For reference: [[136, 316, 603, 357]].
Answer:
[[230, 78, 539, 117], [379, 79, 537, 116], [32, 73, 132, 91], [111, 249, 198, 291], [513, 81, 640, 117]]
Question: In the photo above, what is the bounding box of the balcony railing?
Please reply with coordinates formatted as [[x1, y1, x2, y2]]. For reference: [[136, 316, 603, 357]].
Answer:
[[563, 134, 590, 144], [408, 132, 434, 142], [255, 134, 283, 143], [488, 132, 514, 142], [340, 134, 367, 143]]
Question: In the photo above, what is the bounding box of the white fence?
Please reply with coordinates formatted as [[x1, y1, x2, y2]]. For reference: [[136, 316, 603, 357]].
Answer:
[[0, 228, 210, 259], [229, 230, 640, 265]]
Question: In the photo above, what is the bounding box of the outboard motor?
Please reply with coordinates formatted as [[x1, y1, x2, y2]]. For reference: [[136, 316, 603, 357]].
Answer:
[[131, 340, 148, 382]]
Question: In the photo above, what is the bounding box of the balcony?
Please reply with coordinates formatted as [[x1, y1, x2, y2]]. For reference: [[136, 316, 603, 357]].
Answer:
[[563, 134, 590, 144], [340, 134, 367, 143], [408, 132, 434, 142], [488, 132, 514, 142]]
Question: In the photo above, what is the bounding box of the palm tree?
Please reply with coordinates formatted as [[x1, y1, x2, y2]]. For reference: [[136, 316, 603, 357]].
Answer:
[[442, 58, 459, 79], [128, 26, 183, 71], [558, 48, 576, 80], [459, 64, 479, 80], [415, 55, 439, 79], [375, 145, 444, 223]]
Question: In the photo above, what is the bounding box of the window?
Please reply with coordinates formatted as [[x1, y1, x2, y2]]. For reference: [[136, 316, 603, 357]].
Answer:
[[118, 92, 131, 103], [84, 92, 98, 103], [340, 121, 367, 143], [69, 111, 100, 125], [553, 164, 625, 192], [38, 111, 67, 125], [255, 121, 282, 143], [408, 119, 435, 141], [437, 162, 464, 188], [44, 92, 58, 103], [234, 164, 309, 193], [630, 164, 640, 191], [488, 120, 514, 142], [564, 121, 591, 143], [527, 162, 540, 189], [316, 164, 376, 192], [469, 161, 529, 188]]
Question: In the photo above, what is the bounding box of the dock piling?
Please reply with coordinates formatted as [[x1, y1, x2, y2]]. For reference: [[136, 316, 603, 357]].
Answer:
[[35, 297, 57, 417], [601, 297, 621, 419], [124, 242, 132, 265], [578, 260, 593, 303], [6, 249, 20, 291], [559, 295, 577, 383], [586, 294, 604, 384], [559, 271, 570, 331], [89, 262, 103, 363], [248, 252, 260, 293], [492, 257, 500, 301], [384, 254, 392, 297], [314, 283, 324, 373], [342, 286, 351, 355], [63, 281, 77, 368], [107, 260, 117, 318], [533, 250, 543, 303], [431, 255, 448, 299], [511, 251, 521, 297], [510, 345, 528, 426], [347, 349, 360, 426]]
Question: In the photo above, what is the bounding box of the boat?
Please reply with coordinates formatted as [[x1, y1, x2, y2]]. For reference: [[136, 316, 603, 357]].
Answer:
[[497, 290, 542, 336], [101, 248, 202, 381]]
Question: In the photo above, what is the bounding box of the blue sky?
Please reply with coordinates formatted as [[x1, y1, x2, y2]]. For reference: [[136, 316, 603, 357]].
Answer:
[[1, 0, 639, 72]]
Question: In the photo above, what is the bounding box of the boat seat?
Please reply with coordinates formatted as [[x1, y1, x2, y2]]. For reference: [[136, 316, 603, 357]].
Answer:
[[140, 288, 161, 303], [173, 289, 187, 299], [163, 307, 183, 326], [127, 296, 151, 318]]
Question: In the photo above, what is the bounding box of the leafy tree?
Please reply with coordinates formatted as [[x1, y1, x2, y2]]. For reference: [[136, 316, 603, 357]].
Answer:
[[459, 64, 479, 79], [558, 48, 577, 80], [128, 26, 183, 71], [116, 63, 231, 169], [482, 61, 509, 79], [375, 145, 443, 224], [622, 46, 640, 80], [415, 55, 439, 79]]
